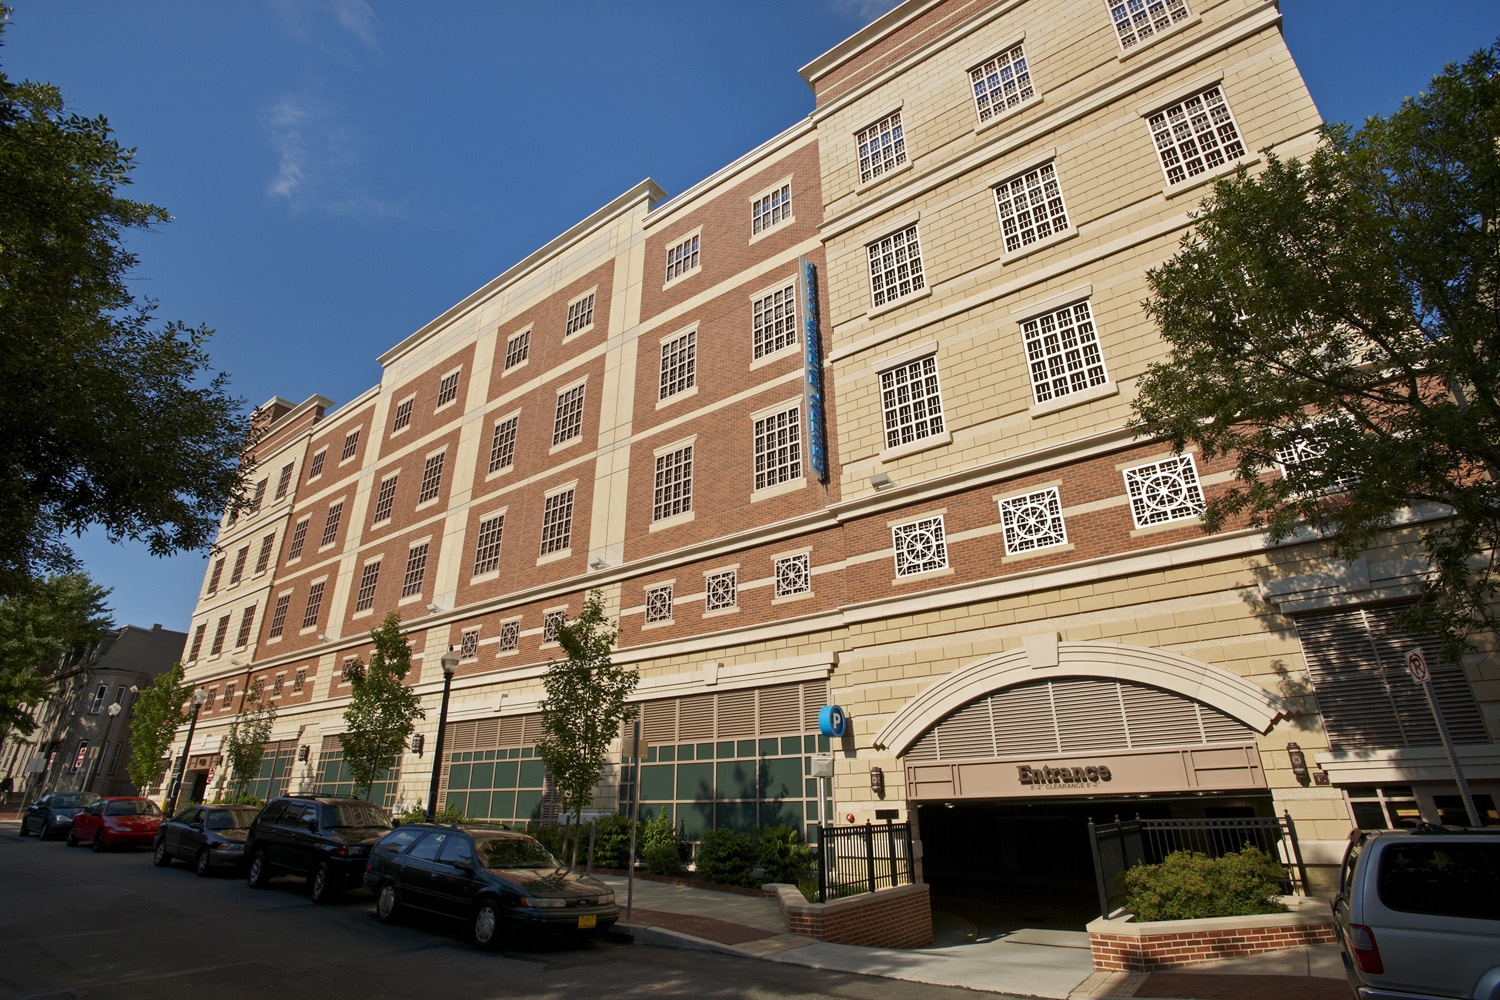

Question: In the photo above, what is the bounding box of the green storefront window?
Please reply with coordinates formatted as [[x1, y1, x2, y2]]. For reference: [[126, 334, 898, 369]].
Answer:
[[677, 744, 693, 761], [760, 799, 802, 828], [736, 739, 756, 758], [759, 738, 778, 756], [466, 791, 492, 819], [716, 760, 755, 800], [518, 760, 545, 787], [658, 745, 676, 762], [515, 789, 543, 821], [448, 763, 471, 790], [716, 741, 734, 759], [696, 742, 713, 760], [641, 764, 675, 801], [717, 801, 756, 832], [676, 762, 713, 802], [760, 757, 802, 800], [490, 790, 516, 820], [679, 800, 712, 839], [493, 760, 518, 788], [470, 762, 494, 790]]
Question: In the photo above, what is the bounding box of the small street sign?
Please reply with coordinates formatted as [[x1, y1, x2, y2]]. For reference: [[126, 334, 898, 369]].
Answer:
[[1405, 649, 1430, 684]]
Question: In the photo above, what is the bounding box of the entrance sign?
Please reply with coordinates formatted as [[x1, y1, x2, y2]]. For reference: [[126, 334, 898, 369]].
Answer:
[[1406, 647, 1481, 827], [818, 705, 847, 738], [1405, 649, 1430, 684]]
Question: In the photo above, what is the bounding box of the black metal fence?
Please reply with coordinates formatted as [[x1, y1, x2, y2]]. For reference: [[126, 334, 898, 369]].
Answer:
[[1086, 812, 1308, 918], [817, 820, 915, 902]]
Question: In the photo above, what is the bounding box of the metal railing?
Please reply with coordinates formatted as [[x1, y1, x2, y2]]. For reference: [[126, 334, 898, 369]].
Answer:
[[817, 820, 915, 902], [1086, 811, 1308, 917]]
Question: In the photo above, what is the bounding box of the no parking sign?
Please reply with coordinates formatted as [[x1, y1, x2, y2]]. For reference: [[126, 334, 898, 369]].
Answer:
[[1405, 649, 1430, 684]]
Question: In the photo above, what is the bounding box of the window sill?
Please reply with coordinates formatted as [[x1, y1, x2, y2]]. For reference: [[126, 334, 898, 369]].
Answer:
[[1029, 380, 1119, 418], [501, 358, 529, 378], [662, 268, 702, 293], [371, 517, 392, 529], [564, 323, 595, 339], [771, 591, 814, 607], [548, 437, 582, 456], [398, 593, 426, 606], [641, 618, 675, 631], [649, 510, 696, 533], [749, 342, 800, 371], [496, 648, 519, 659], [389, 425, 409, 438], [857, 158, 912, 193], [1002, 541, 1074, 564], [1163, 154, 1260, 200], [536, 548, 572, 567], [351, 608, 375, 620], [298, 626, 319, 636], [470, 569, 501, 585], [974, 92, 1043, 136], [866, 284, 931, 321], [752, 477, 807, 503], [266, 637, 282, 645], [748, 218, 795, 246], [1002, 225, 1078, 265], [702, 605, 740, 620], [1129, 516, 1203, 538], [1117, 13, 1201, 61], [879, 430, 952, 465], [317, 543, 337, 554], [893, 566, 955, 586], [656, 384, 699, 410], [434, 400, 459, 415], [415, 497, 442, 512]]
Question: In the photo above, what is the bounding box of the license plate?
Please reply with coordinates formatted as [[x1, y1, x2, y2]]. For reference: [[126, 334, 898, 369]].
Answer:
[[577, 914, 596, 929]]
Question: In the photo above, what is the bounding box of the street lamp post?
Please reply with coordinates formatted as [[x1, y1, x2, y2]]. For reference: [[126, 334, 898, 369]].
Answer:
[[166, 689, 209, 816], [85, 702, 123, 793], [424, 647, 461, 821]]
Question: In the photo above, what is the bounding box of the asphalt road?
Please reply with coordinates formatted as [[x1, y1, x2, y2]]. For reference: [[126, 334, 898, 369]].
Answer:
[[0, 825, 1000, 1000]]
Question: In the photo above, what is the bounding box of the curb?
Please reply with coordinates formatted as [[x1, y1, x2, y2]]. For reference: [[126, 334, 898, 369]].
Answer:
[[611, 921, 755, 958]]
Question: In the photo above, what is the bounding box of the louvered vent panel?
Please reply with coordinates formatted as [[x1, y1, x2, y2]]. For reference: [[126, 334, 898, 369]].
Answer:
[[517, 713, 540, 746], [907, 730, 940, 762], [642, 699, 678, 745], [989, 681, 1059, 756], [474, 717, 500, 751], [1199, 704, 1252, 743], [758, 684, 802, 734], [498, 714, 526, 747], [716, 688, 757, 738], [1054, 678, 1128, 752], [678, 695, 715, 741], [1297, 607, 1410, 750], [1365, 604, 1489, 745], [933, 698, 994, 759], [321, 733, 341, 755], [1122, 683, 1204, 746], [447, 720, 478, 752], [802, 680, 829, 730]]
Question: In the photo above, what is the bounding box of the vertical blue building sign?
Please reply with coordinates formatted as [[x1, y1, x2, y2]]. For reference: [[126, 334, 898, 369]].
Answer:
[[798, 257, 830, 484]]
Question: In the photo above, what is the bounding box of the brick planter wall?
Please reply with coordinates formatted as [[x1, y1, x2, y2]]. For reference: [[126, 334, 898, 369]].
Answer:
[[763, 882, 932, 948], [1086, 897, 1336, 971]]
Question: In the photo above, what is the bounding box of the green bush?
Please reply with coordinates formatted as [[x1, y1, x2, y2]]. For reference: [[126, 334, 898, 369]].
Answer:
[[645, 840, 683, 876], [756, 825, 813, 885], [589, 814, 635, 869], [1118, 847, 1288, 921], [395, 803, 465, 826], [697, 827, 759, 887]]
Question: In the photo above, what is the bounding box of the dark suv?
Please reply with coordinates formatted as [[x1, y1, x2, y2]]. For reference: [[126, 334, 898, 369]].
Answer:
[[244, 796, 393, 903]]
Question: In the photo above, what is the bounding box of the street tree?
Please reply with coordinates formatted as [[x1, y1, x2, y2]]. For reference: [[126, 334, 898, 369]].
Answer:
[[0, 573, 112, 739], [126, 660, 189, 795], [222, 680, 276, 800], [1130, 43, 1500, 659], [340, 613, 424, 801], [0, 13, 249, 597]]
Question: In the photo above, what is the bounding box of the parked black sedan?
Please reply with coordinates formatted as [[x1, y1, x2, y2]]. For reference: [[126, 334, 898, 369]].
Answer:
[[362, 824, 619, 949], [19, 792, 100, 840], [153, 804, 258, 875], [245, 796, 393, 902]]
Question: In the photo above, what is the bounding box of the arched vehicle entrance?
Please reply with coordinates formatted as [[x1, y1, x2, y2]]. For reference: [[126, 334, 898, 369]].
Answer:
[[876, 642, 1292, 935]]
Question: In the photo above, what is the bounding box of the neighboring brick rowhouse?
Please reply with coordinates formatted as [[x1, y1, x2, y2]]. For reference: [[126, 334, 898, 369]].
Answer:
[[765, 882, 932, 949], [1086, 899, 1337, 972]]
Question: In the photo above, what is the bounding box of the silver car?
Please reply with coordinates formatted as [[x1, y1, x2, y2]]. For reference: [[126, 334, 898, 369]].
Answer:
[[1334, 827, 1500, 1000]]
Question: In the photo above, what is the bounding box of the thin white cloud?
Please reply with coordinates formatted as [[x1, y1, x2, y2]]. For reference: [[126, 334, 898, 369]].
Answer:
[[329, 0, 381, 54], [262, 89, 408, 221], [266, 0, 382, 55], [826, 0, 905, 22]]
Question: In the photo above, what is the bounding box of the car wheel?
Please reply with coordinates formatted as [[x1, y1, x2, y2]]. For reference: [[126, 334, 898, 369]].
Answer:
[[153, 840, 172, 867], [39, 820, 52, 840], [309, 861, 336, 904], [375, 882, 401, 924], [247, 851, 270, 889], [93, 830, 107, 852], [471, 899, 502, 950], [66, 827, 80, 847], [17, 818, 30, 837], [195, 848, 212, 877]]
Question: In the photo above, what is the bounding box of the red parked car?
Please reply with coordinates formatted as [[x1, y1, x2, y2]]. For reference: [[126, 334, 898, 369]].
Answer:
[[67, 797, 164, 851]]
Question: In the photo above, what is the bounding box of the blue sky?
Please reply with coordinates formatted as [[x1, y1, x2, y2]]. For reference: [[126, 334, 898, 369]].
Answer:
[[5, 1, 1499, 634]]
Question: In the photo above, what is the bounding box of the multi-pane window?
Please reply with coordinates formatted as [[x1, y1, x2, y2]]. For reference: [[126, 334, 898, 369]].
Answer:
[[498, 620, 520, 652], [488, 417, 518, 474], [275, 463, 294, 500], [752, 283, 797, 359], [999, 488, 1068, 554], [504, 330, 531, 370], [400, 544, 429, 598], [219, 684, 234, 709], [970, 43, 1034, 123], [752, 183, 792, 235], [391, 397, 413, 432], [665, 234, 700, 283], [879, 356, 945, 449], [774, 553, 811, 598], [249, 479, 267, 514], [705, 570, 737, 612], [188, 623, 207, 661], [308, 449, 326, 480], [320, 501, 344, 548], [302, 582, 325, 630], [88, 682, 108, 714], [539, 489, 575, 556], [856, 111, 907, 183], [473, 514, 505, 575], [354, 561, 381, 613], [268, 595, 291, 638], [1022, 300, 1108, 404], [255, 533, 276, 574], [436, 370, 461, 408], [1148, 86, 1246, 186], [893, 516, 949, 577], [207, 558, 225, 595], [552, 385, 585, 445], [235, 606, 256, 648], [418, 452, 445, 504], [288, 518, 310, 560], [340, 430, 360, 462], [372, 475, 399, 524], [867, 224, 926, 308], [1123, 454, 1206, 527], [994, 163, 1070, 253], [292, 668, 306, 693], [644, 585, 674, 624], [459, 628, 480, 660], [753, 407, 801, 490], [659, 331, 696, 400], [653, 445, 693, 522], [229, 546, 249, 585], [210, 615, 231, 656], [272, 673, 285, 697], [565, 293, 595, 335], [542, 610, 566, 643], [1109, 0, 1191, 49]]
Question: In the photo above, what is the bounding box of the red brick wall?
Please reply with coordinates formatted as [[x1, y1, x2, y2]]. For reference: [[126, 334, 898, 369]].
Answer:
[[1089, 922, 1338, 972], [811, 0, 994, 107], [774, 883, 933, 948]]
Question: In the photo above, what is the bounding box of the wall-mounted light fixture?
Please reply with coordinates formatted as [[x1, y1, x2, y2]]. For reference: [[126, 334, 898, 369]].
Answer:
[[426, 603, 441, 615], [297, 745, 310, 762], [1287, 742, 1310, 784], [869, 766, 885, 797], [869, 473, 894, 491], [588, 557, 607, 570], [411, 733, 425, 757], [317, 634, 330, 644]]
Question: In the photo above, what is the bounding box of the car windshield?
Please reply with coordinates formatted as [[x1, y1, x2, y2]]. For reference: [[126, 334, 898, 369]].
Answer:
[[321, 803, 391, 829], [105, 800, 160, 817], [475, 835, 559, 870], [52, 793, 99, 808], [205, 808, 255, 830]]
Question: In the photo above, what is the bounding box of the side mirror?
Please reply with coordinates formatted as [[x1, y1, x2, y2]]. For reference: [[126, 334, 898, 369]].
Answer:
[[305, 818, 318, 832]]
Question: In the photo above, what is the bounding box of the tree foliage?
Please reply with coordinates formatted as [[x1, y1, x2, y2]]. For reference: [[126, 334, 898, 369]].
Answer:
[[126, 659, 188, 792], [340, 613, 423, 800], [536, 590, 637, 829], [0, 572, 112, 738], [222, 680, 276, 799], [0, 14, 249, 595], [1131, 44, 1500, 658]]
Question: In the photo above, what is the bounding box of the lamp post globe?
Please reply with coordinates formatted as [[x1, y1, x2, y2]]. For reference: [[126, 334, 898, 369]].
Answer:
[[426, 647, 460, 820]]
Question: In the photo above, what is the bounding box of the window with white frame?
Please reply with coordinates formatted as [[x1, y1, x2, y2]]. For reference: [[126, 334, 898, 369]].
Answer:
[[753, 406, 801, 490], [268, 595, 290, 637], [752, 183, 792, 235], [418, 452, 445, 504], [504, 330, 531, 370], [320, 501, 344, 548], [230, 546, 248, 585], [473, 513, 505, 575], [705, 569, 737, 612], [999, 487, 1067, 554], [459, 628, 480, 660], [644, 585, 673, 624], [255, 533, 276, 574], [88, 683, 108, 714], [653, 445, 693, 522], [488, 416, 518, 473], [552, 384, 585, 445], [249, 478, 267, 514], [970, 43, 1034, 123], [400, 543, 429, 598], [1123, 455, 1205, 527], [354, 561, 381, 612], [665, 234, 700, 283], [235, 607, 256, 648], [994, 162, 1070, 253], [287, 518, 310, 560], [188, 623, 206, 661], [752, 283, 797, 359], [308, 449, 326, 480], [340, 429, 360, 462], [1108, 0, 1191, 50], [210, 615, 230, 655], [867, 224, 926, 308], [659, 331, 696, 400], [301, 582, 325, 629], [498, 620, 520, 652], [892, 516, 949, 577], [1021, 300, 1108, 404], [207, 557, 224, 595], [292, 668, 306, 693], [774, 553, 811, 598], [436, 369, 462, 408], [565, 293, 595, 335], [879, 355, 945, 449], [542, 610, 566, 643], [275, 463, 294, 500], [856, 111, 906, 183], [391, 397, 413, 432], [539, 489, 575, 555], [372, 474, 399, 524], [1147, 86, 1245, 186]]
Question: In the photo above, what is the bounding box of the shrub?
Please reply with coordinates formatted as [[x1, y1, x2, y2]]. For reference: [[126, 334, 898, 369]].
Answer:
[[395, 803, 465, 826], [589, 813, 635, 869], [1119, 846, 1288, 921], [697, 827, 758, 887], [756, 824, 813, 885], [645, 840, 683, 876]]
